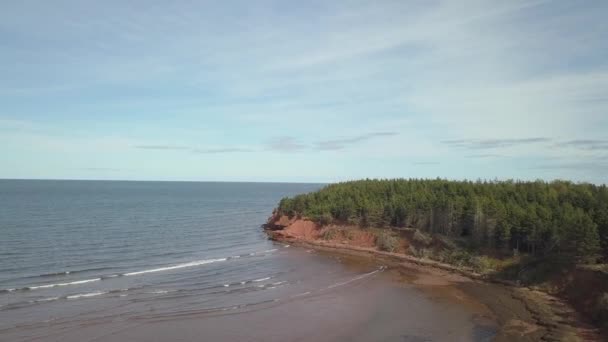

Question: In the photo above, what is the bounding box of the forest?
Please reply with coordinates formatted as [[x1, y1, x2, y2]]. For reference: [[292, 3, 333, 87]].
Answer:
[[277, 179, 608, 261]]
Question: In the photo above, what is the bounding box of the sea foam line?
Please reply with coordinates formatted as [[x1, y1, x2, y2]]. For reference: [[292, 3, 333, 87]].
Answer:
[[253, 277, 271, 282], [67, 291, 107, 300], [123, 258, 227, 276], [1, 249, 275, 293], [28, 278, 102, 290]]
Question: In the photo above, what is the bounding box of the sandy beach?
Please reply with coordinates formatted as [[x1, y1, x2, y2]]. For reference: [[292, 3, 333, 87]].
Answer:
[[2, 248, 501, 342], [269, 236, 602, 342]]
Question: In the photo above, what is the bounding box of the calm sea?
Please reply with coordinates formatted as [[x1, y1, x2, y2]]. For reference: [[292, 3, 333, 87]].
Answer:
[[0, 180, 494, 341]]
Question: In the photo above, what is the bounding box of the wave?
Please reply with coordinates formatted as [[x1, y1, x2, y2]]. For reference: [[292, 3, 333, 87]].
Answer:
[[38, 271, 71, 277], [1, 248, 280, 293], [147, 290, 170, 294], [253, 277, 271, 282], [34, 296, 60, 303], [66, 291, 107, 300], [11, 278, 103, 292], [108, 288, 132, 294], [123, 258, 227, 276]]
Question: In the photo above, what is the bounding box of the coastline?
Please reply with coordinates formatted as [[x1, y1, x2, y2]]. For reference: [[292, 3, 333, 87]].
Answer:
[[264, 216, 601, 341]]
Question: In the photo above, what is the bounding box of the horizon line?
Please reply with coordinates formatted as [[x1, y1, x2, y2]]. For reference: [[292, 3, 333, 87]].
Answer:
[[1, 177, 606, 186]]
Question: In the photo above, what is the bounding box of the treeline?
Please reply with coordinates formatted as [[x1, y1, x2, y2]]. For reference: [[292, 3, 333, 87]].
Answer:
[[277, 179, 608, 260]]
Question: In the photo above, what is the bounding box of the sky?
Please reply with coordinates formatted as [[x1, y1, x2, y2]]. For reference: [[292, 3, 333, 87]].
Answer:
[[1, 0, 607, 184]]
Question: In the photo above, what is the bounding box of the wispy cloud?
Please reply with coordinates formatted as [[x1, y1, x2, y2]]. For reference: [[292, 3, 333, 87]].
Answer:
[[412, 161, 440, 165], [530, 161, 608, 171], [192, 147, 253, 154], [442, 138, 551, 150], [134, 145, 189, 150], [465, 154, 504, 158], [315, 132, 398, 151], [135, 145, 252, 154], [265, 137, 307, 153], [80, 167, 122, 172], [555, 140, 608, 151], [265, 132, 399, 152]]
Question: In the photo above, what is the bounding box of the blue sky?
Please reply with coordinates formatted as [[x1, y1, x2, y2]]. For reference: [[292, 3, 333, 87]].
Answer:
[[1, 0, 607, 183]]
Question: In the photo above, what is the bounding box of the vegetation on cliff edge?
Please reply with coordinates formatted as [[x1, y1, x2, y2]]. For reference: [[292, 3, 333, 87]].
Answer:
[[278, 178, 607, 261]]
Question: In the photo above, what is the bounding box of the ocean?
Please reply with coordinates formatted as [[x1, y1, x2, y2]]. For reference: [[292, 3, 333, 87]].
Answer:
[[0, 180, 494, 341]]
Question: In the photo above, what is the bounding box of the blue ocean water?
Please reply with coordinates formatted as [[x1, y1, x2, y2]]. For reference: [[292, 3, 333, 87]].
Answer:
[[0, 181, 323, 322]]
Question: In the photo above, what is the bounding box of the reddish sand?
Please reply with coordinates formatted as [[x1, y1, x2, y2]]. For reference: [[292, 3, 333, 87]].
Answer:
[[264, 215, 604, 341]]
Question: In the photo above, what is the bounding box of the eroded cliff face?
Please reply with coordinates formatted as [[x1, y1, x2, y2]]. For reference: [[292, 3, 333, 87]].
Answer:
[[263, 213, 320, 241], [263, 211, 296, 230]]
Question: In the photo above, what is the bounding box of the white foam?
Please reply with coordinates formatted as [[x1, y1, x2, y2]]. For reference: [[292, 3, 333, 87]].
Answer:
[[283, 245, 290, 248], [123, 258, 227, 276], [223, 284, 230, 287], [28, 278, 101, 290], [231, 255, 240, 259], [67, 291, 107, 300], [253, 277, 270, 282], [264, 249, 278, 253], [36, 296, 59, 302]]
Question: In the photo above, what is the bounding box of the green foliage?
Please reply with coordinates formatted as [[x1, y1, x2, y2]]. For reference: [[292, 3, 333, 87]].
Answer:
[[321, 228, 339, 240], [410, 246, 433, 259], [412, 230, 432, 246], [470, 256, 498, 273], [277, 179, 608, 260], [437, 249, 474, 267], [376, 231, 399, 252]]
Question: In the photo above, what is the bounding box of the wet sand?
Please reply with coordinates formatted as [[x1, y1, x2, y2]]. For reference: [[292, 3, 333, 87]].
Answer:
[[66, 276, 493, 342], [290, 242, 600, 341]]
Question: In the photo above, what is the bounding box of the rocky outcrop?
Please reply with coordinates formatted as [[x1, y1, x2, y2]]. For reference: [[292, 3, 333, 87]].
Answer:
[[262, 211, 296, 231]]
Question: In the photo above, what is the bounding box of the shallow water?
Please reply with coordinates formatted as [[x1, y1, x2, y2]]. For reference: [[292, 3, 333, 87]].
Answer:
[[0, 180, 495, 341]]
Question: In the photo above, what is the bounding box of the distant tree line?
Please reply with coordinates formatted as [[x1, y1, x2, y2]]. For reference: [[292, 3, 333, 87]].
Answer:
[[277, 179, 608, 260]]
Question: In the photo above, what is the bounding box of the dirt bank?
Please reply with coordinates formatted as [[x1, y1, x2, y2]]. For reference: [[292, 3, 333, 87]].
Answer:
[[264, 214, 602, 341]]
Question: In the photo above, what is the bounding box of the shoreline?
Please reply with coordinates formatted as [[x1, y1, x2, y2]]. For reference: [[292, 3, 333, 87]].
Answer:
[[265, 222, 601, 341]]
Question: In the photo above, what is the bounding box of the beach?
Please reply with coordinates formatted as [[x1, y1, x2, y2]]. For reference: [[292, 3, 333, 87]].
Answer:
[[265, 224, 601, 341], [2, 248, 499, 342]]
